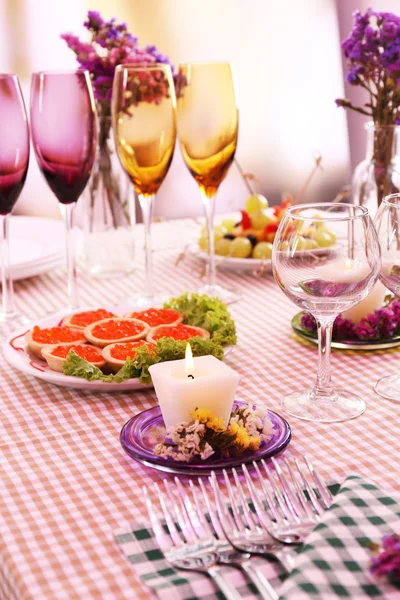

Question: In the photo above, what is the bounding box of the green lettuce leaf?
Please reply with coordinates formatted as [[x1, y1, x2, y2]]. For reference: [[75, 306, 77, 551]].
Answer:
[[163, 292, 237, 346]]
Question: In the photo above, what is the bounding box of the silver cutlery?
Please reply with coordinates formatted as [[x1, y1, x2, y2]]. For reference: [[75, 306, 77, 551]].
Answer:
[[143, 484, 243, 600]]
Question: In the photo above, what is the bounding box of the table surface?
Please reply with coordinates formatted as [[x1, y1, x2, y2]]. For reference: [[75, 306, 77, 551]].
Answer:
[[1, 218, 399, 600]]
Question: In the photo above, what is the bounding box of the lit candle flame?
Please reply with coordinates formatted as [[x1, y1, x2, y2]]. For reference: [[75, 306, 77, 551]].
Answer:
[[185, 342, 194, 378]]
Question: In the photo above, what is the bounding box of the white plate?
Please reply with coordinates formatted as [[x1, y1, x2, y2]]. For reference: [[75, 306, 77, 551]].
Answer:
[[6, 216, 65, 281], [2, 309, 153, 392], [196, 246, 337, 274]]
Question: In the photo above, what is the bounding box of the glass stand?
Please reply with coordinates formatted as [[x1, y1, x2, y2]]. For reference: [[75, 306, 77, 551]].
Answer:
[[197, 283, 241, 305], [374, 375, 400, 402], [281, 388, 366, 423]]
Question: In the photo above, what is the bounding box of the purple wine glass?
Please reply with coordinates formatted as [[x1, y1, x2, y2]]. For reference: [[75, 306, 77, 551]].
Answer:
[[0, 74, 30, 339], [30, 71, 97, 310]]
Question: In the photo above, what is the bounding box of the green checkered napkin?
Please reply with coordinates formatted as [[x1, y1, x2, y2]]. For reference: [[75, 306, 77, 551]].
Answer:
[[279, 476, 400, 600], [113, 477, 400, 600]]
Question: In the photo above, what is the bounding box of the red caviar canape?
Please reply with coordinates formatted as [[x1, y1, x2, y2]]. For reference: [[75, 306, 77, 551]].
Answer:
[[61, 308, 117, 330], [124, 307, 183, 327], [42, 343, 106, 372], [102, 340, 156, 373], [84, 318, 149, 348], [146, 323, 210, 343], [25, 326, 86, 359]]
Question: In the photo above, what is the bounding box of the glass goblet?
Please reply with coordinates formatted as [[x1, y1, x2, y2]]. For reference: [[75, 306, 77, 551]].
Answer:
[[112, 63, 176, 309], [30, 71, 97, 311], [0, 74, 30, 340], [272, 203, 381, 423], [176, 62, 239, 304], [374, 193, 400, 401]]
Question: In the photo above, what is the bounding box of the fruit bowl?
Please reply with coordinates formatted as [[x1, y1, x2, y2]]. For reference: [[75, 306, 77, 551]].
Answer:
[[198, 195, 337, 261]]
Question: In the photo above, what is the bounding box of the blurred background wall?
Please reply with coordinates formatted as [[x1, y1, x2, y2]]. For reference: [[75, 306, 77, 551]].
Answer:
[[0, 0, 398, 219]]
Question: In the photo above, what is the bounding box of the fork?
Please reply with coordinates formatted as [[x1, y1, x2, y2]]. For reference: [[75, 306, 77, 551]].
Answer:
[[210, 469, 297, 571], [143, 484, 243, 600], [174, 476, 279, 600], [240, 456, 333, 544]]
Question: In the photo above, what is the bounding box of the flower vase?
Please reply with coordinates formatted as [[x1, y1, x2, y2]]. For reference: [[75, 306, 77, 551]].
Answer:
[[83, 116, 135, 279], [352, 123, 400, 217]]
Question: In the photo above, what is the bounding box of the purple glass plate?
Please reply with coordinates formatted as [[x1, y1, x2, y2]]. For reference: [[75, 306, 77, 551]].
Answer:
[[120, 401, 292, 476]]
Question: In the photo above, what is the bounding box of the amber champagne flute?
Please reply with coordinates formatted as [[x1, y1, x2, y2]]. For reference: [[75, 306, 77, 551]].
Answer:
[[112, 64, 176, 308], [176, 62, 239, 303]]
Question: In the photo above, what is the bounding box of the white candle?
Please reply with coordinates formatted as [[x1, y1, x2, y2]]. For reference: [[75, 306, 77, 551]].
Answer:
[[316, 258, 369, 283], [342, 280, 388, 323], [149, 350, 240, 429]]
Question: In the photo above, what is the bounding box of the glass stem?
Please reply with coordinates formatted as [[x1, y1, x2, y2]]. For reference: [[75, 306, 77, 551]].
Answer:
[[314, 317, 336, 398], [139, 193, 154, 296], [201, 189, 217, 288], [0, 214, 15, 318], [60, 203, 79, 311]]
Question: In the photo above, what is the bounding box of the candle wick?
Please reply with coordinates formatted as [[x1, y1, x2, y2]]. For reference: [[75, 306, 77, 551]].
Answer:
[[187, 374, 194, 379]]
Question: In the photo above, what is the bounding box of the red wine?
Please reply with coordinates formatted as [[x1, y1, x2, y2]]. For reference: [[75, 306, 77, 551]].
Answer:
[[38, 158, 92, 205], [0, 168, 28, 215]]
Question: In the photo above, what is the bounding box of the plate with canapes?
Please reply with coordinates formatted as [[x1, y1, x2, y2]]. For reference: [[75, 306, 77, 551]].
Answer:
[[2, 304, 226, 391]]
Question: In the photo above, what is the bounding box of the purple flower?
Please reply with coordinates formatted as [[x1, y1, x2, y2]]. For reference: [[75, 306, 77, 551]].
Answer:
[[370, 533, 400, 583]]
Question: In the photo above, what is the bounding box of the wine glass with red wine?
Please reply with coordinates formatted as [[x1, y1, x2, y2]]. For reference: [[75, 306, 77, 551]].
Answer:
[[0, 74, 30, 340], [30, 71, 97, 310]]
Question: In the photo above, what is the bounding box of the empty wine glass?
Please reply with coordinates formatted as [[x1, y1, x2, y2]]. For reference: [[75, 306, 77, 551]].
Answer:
[[374, 193, 400, 401], [30, 71, 97, 310], [176, 62, 239, 304], [0, 74, 30, 340], [272, 203, 381, 422], [112, 63, 176, 309]]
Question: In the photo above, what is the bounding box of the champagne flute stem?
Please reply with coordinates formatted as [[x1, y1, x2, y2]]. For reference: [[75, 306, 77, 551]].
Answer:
[[0, 214, 15, 318], [201, 189, 217, 289], [139, 193, 154, 296], [60, 203, 79, 311], [314, 318, 336, 398]]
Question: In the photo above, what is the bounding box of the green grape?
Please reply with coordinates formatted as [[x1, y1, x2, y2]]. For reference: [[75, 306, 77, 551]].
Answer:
[[303, 238, 319, 250], [215, 238, 233, 256], [221, 218, 236, 233], [199, 236, 208, 251], [251, 211, 272, 229], [311, 229, 336, 247], [231, 237, 252, 258], [245, 193, 269, 214], [252, 242, 273, 259], [290, 235, 307, 251]]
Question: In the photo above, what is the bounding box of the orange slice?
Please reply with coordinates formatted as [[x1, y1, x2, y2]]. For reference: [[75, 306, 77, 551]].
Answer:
[[62, 308, 116, 330], [42, 343, 106, 372], [102, 340, 156, 373], [125, 307, 183, 327], [147, 323, 210, 343], [84, 318, 149, 348], [26, 326, 86, 359]]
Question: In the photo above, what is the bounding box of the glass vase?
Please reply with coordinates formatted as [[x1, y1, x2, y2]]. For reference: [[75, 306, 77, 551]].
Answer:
[[83, 116, 135, 279], [352, 122, 400, 217]]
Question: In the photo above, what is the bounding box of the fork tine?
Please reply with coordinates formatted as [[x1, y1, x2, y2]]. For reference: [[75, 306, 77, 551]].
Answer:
[[174, 477, 210, 542], [304, 456, 333, 509], [242, 463, 280, 531], [222, 469, 251, 532], [271, 457, 303, 519], [162, 480, 198, 545], [143, 486, 173, 554], [251, 461, 285, 525], [231, 468, 259, 529], [284, 459, 320, 519], [260, 459, 297, 522], [197, 478, 227, 541], [210, 471, 246, 536], [293, 458, 324, 517], [153, 483, 184, 548]]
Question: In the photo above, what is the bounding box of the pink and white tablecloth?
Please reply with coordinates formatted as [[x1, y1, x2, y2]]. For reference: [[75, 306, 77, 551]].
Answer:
[[0, 219, 399, 599]]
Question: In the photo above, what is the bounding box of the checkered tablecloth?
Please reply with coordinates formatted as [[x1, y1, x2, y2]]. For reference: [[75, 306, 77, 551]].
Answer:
[[1, 218, 400, 600]]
